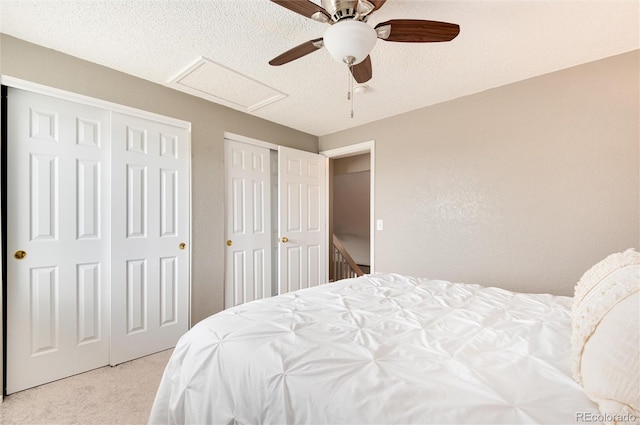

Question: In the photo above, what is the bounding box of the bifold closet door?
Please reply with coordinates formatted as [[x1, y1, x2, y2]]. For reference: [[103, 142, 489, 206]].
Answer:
[[6, 88, 111, 394], [110, 112, 190, 365]]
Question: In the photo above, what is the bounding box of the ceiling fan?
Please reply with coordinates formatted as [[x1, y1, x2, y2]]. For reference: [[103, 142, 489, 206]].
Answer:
[[268, 0, 460, 84]]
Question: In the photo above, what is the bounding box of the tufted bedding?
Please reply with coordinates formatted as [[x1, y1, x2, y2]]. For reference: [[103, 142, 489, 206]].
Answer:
[[148, 273, 600, 424]]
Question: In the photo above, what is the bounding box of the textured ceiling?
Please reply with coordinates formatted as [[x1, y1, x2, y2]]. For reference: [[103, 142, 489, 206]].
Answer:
[[0, 0, 638, 136]]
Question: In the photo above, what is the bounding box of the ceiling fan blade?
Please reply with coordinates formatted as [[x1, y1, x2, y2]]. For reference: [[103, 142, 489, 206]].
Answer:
[[269, 38, 324, 66], [351, 55, 372, 83], [375, 19, 460, 43], [370, 0, 387, 12], [356, 0, 385, 17], [271, 0, 331, 22]]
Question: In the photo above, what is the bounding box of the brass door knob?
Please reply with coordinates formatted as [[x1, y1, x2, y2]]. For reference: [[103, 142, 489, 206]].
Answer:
[[280, 237, 289, 243], [179, 243, 187, 250], [226, 240, 233, 246], [14, 250, 27, 260]]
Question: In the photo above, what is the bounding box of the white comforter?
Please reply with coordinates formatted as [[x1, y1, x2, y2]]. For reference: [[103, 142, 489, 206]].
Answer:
[[149, 274, 599, 424]]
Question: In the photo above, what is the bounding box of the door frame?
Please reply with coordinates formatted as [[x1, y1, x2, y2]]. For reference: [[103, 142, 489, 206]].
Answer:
[[224, 132, 279, 151], [320, 141, 376, 274], [1, 85, 7, 402], [0, 75, 193, 396]]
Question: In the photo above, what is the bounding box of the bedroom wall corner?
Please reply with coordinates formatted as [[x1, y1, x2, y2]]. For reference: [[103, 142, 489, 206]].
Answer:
[[319, 50, 640, 296]]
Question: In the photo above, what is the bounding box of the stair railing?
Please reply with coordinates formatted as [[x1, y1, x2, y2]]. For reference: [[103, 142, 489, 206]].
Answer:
[[332, 234, 364, 281]]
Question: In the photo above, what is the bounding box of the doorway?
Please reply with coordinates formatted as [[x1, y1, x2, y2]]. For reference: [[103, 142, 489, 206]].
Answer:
[[321, 141, 375, 281]]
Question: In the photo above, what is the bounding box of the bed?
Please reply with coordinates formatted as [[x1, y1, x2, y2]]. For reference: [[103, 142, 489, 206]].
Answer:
[[149, 250, 639, 425]]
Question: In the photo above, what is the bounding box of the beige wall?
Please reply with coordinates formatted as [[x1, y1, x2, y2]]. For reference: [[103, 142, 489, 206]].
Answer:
[[1, 34, 638, 307], [334, 153, 371, 174], [0, 34, 318, 324], [333, 171, 370, 237], [321, 50, 640, 296]]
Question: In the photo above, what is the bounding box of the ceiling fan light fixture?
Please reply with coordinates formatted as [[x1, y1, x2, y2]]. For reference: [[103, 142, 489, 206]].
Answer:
[[323, 20, 377, 65]]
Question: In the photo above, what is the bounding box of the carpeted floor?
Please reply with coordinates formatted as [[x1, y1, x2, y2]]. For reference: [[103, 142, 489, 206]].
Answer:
[[0, 349, 172, 425]]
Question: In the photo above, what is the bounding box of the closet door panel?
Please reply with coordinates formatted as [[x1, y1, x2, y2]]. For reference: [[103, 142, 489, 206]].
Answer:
[[110, 112, 190, 365], [223, 140, 272, 308], [6, 88, 110, 394]]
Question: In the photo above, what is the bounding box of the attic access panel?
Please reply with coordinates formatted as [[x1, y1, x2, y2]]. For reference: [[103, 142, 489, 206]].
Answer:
[[168, 57, 287, 112]]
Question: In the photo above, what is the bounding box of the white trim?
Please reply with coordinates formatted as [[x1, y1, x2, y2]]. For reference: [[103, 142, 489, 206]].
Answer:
[[320, 141, 372, 158], [321, 140, 376, 274], [187, 131, 193, 329], [370, 145, 376, 273], [0, 93, 3, 400], [1, 75, 191, 130], [223, 132, 279, 151]]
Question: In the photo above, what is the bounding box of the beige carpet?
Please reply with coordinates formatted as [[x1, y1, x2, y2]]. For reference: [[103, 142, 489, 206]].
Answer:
[[0, 349, 172, 425]]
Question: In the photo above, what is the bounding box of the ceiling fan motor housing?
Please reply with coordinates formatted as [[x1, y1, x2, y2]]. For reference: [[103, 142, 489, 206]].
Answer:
[[322, 0, 361, 21]]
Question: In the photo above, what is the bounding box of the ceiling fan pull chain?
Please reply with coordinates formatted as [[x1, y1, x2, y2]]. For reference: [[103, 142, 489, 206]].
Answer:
[[351, 75, 355, 119], [342, 56, 357, 118], [347, 63, 354, 118], [347, 65, 351, 101]]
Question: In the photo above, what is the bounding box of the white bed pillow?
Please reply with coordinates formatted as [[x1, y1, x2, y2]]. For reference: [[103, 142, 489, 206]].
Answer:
[[572, 249, 640, 424]]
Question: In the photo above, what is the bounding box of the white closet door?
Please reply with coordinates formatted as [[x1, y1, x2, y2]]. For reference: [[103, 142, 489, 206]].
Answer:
[[278, 146, 327, 293], [224, 140, 272, 307], [6, 88, 110, 394], [110, 112, 190, 365]]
